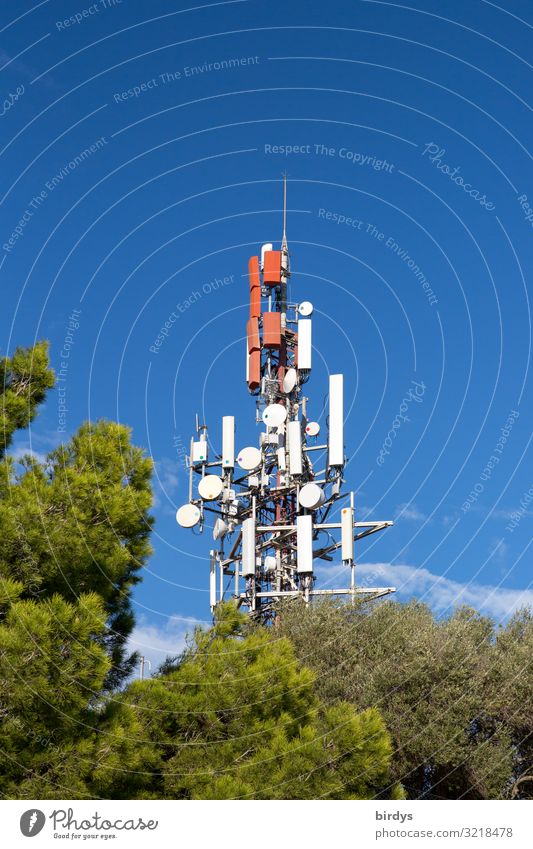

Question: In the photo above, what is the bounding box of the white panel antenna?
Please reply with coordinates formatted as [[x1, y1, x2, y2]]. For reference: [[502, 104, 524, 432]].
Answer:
[[222, 416, 235, 468], [328, 374, 344, 467], [192, 439, 208, 464], [210, 551, 217, 610], [260, 242, 273, 269], [297, 319, 312, 370], [287, 420, 303, 476], [241, 517, 256, 576], [341, 506, 354, 561], [296, 514, 313, 573]]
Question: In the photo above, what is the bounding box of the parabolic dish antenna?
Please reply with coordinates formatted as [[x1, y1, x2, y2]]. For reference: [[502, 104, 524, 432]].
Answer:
[[262, 404, 287, 427], [305, 421, 320, 437], [198, 475, 224, 501], [213, 518, 228, 540], [237, 446, 262, 470], [298, 301, 314, 316], [176, 503, 201, 528], [282, 368, 297, 394], [298, 482, 325, 510]]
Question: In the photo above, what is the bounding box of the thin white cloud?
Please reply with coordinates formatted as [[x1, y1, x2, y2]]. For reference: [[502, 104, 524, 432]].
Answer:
[[154, 458, 180, 496], [489, 537, 509, 563], [356, 504, 374, 520], [11, 429, 63, 463], [394, 502, 427, 522], [127, 613, 207, 677], [11, 445, 48, 465], [317, 561, 533, 622], [440, 513, 457, 526], [489, 507, 533, 521], [152, 457, 185, 510], [365, 562, 533, 621]]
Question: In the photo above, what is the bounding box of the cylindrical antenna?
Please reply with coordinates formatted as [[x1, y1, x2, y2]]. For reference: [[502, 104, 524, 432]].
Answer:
[[281, 173, 289, 314], [282, 172, 288, 252]]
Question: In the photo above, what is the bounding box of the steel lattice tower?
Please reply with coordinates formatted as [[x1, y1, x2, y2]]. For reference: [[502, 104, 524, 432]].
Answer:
[[176, 179, 395, 620]]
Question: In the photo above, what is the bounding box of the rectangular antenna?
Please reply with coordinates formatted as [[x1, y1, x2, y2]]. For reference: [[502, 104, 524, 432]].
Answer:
[[296, 514, 313, 573], [297, 319, 312, 370], [209, 551, 217, 610], [241, 517, 256, 576], [222, 416, 235, 469], [341, 504, 354, 561], [288, 420, 303, 476], [328, 374, 344, 466]]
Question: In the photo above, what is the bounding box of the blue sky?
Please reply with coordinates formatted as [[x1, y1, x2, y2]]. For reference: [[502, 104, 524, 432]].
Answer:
[[2, 0, 533, 668]]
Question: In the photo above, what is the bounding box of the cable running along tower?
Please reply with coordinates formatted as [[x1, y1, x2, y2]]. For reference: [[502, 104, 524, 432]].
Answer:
[[176, 179, 396, 620]]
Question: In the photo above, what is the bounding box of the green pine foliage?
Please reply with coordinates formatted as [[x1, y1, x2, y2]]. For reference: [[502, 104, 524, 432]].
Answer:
[[0, 341, 55, 458], [0, 588, 110, 798], [88, 604, 403, 800], [0, 341, 155, 794], [0, 416, 154, 686]]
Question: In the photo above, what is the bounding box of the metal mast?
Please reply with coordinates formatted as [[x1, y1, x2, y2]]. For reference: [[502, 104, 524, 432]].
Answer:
[[176, 180, 395, 620]]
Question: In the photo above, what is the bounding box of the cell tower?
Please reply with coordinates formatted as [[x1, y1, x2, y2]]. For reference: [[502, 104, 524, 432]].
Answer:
[[176, 178, 396, 620]]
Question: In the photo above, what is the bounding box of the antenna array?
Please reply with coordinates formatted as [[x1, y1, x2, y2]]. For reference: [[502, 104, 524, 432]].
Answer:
[[176, 180, 395, 619]]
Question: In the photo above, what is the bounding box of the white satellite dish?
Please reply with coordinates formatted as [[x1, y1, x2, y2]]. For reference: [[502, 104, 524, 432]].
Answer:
[[298, 301, 314, 316], [237, 446, 262, 470], [198, 474, 224, 501], [176, 503, 201, 528], [298, 482, 326, 510], [305, 421, 320, 437], [213, 518, 228, 541], [262, 404, 287, 427], [282, 368, 297, 394]]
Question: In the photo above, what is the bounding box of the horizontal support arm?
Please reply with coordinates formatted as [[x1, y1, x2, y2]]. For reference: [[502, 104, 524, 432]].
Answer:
[[248, 588, 396, 598]]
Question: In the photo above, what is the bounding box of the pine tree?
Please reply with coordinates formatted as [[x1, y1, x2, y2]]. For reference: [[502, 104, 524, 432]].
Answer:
[[0, 343, 153, 686], [88, 604, 403, 800], [0, 580, 110, 798], [0, 341, 156, 796]]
